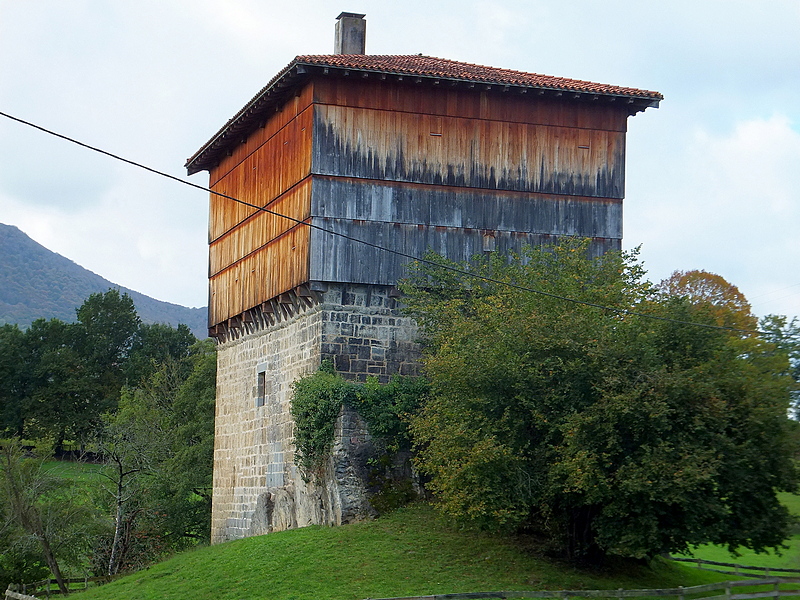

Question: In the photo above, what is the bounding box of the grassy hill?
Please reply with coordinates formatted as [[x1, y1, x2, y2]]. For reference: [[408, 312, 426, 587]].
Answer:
[[689, 492, 800, 570], [0, 223, 207, 338], [74, 504, 731, 600]]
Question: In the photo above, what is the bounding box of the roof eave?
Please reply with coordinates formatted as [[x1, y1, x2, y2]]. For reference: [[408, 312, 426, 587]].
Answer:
[[185, 60, 662, 175], [185, 59, 306, 175]]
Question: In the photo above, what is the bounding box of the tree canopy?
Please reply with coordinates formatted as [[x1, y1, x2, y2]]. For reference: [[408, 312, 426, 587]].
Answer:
[[0, 290, 198, 449], [658, 269, 758, 331], [0, 439, 100, 594], [400, 241, 798, 561]]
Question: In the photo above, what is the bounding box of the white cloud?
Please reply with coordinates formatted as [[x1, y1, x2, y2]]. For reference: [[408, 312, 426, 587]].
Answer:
[[626, 114, 800, 318]]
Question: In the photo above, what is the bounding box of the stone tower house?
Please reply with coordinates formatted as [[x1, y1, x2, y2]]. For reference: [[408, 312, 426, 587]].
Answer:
[[185, 13, 661, 543]]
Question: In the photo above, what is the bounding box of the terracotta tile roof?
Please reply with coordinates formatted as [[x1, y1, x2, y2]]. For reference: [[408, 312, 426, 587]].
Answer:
[[186, 54, 662, 175], [295, 54, 663, 100]]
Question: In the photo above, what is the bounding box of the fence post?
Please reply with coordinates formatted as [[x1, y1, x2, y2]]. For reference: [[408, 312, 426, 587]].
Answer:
[[678, 585, 685, 600], [46, 577, 50, 598], [617, 588, 624, 600], [725, 581, 731, 600], [773, 580, 780, 600]]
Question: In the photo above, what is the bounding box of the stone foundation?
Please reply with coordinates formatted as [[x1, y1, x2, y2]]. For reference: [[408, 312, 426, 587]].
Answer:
[[210, 283, 420, 543]]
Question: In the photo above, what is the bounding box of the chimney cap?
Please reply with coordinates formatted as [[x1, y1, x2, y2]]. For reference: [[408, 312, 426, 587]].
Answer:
[[336, 11, 365, 19]]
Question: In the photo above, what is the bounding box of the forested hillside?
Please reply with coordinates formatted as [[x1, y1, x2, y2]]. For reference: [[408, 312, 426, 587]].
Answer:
[[0, 223, 206, 337]]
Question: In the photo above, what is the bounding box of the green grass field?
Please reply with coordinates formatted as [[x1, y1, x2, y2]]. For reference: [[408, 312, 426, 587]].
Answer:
[[72, 503, 733, 600], [32, 460, 800, 599], [685, 493, 800, 570], [43, 459, 105, 485]]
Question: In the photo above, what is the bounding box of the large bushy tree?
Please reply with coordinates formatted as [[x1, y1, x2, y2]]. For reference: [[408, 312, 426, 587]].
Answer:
[[401, 241, 798, 561]]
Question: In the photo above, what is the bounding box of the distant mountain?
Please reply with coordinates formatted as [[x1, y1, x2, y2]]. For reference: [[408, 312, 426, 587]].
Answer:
[[0, 223, 208, 338]]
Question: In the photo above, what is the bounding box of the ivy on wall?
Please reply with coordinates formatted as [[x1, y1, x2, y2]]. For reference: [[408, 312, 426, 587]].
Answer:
[[290, 360, 428, 475]]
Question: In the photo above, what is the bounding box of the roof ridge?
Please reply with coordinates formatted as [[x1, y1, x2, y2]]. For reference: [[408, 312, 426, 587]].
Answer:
[[292, 54, 662, 99]]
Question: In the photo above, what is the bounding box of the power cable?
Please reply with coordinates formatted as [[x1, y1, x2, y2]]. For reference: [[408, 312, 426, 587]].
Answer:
[[0, 109, 764, 335]]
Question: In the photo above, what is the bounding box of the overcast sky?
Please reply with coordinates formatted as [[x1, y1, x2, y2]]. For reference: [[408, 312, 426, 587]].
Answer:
[[1, 1, 798, 319]]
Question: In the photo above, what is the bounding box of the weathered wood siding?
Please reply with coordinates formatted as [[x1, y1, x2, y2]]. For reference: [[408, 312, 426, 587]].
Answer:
[[310, 219, 619, 284], [208, 84, 314, 326], [311, 78, 628, 198], [207, 77, 631, 325], [307, 78, 626, 285], [308, 176, 620, 283]]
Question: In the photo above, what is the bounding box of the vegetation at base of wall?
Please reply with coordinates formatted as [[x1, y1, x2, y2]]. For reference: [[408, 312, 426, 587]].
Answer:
[[290, 361, 357, 475], [70, 503, 736, 600], [368, 475, 417, 514], [353, 375, 429, 452], [290, 360, 428, 476]]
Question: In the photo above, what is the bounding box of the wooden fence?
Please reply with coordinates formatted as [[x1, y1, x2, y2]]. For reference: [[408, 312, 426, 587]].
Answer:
[[362, 578, 800, 600], [669, 558, 800, 579], [5, 589, 39, 600], [5, 575, 118, 599]]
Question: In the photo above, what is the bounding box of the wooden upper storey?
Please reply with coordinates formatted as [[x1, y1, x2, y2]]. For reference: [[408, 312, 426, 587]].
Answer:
[[193, 58, 660, 328]]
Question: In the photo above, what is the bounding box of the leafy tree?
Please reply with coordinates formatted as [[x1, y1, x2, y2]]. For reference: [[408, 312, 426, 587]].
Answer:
[[93, 339, 216, 574], [0, 290, 197, 449], [75, 289, 140, 368], [0, 294, 209, 580], [401, 241, 798, 561], [0, 535, 50, 597], [96, 384, 172, 576], [149, 340, 216, 546], [0, 324, 28, 437], [1, 290, 140, 448], [759, 315, 800, 417], [0, 439, 100, 593], [123, 322, 196, 386], [24, 321, 97, 447], [658, 269, 757, 331], [73, 289, 141, 417]]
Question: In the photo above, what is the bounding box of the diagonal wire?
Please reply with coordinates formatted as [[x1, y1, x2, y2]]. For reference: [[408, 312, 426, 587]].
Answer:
[[0, 109, 764, 335]]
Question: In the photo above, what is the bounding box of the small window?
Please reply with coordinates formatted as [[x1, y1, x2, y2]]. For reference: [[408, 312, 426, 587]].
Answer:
[[256, 371, 266, 407], [256, 362, 269, 408]]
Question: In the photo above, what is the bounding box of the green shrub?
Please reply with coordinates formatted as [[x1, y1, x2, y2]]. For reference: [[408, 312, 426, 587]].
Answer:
[[290, 362, 428, 481]]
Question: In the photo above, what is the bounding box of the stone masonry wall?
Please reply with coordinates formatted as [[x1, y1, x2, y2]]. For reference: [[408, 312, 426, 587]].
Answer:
[[211, 283, 421, 543], [320, 283, 420, 381]]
